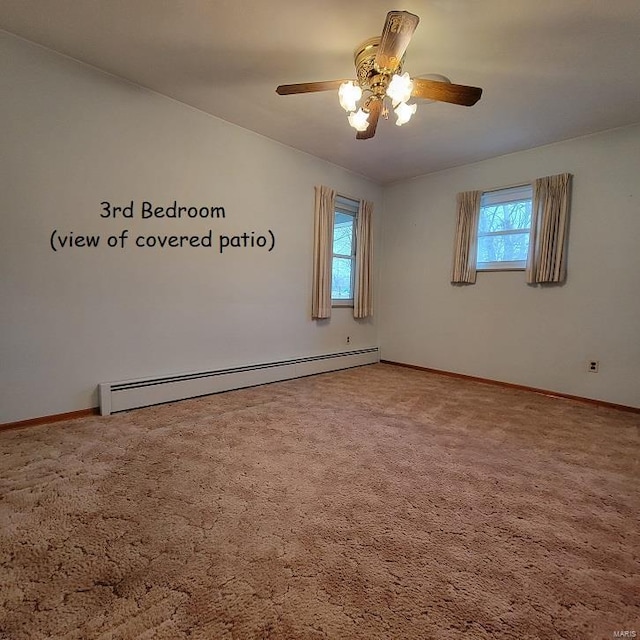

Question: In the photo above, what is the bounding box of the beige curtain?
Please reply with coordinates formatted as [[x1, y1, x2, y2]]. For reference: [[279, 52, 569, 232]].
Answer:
[[526, 173, 573, 284], [311, 185, 335, 319], [451, 190, 481, 284], [354, 199, 374, 319]]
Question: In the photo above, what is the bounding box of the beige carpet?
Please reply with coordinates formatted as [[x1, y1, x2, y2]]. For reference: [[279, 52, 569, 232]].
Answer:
[[1, 363, 638, 639]]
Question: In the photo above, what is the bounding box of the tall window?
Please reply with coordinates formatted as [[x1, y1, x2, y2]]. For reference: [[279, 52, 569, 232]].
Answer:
[[477, 184, 533, 270], [332, 195, 358, 304]]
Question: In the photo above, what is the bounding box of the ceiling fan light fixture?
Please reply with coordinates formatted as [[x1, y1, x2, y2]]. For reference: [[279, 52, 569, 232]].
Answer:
[[386, 72, 413, 106], [394, 101, 417, 126], [338, 81, 362, 112], [348, 108, 370, 131], [275, 11, 483, 140]]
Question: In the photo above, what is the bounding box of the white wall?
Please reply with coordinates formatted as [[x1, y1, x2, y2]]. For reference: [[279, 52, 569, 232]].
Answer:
[[0, 33, 382, 423], [379, 124, 640, 408]]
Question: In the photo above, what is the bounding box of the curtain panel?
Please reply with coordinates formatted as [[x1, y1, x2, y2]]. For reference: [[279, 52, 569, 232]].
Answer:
[[526, 173, 573, 284], [451, 190, 482, 284], [311, 185, 335, 319], [354, 199, 374, 319]]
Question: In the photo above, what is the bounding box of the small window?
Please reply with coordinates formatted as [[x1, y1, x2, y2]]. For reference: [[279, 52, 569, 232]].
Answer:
[[477, 184, 533, 271], [332, 195, 358, 304]]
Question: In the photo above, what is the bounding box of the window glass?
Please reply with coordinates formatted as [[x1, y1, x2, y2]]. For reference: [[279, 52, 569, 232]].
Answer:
[[477, 185, 533, 270], [332, 196, 358, 302], [333, 213, 354, 255], [478, 201, 531, 234], [478, 233, 530, 264], [332, 257, 353, 300]]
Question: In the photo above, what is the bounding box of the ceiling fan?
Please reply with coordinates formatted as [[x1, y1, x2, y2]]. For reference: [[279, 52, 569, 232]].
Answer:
[[276, 10, 482, 140]]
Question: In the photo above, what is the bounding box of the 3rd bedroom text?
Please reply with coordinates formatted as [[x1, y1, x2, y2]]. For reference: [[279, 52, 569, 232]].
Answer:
[[100, 201, 226, 219]]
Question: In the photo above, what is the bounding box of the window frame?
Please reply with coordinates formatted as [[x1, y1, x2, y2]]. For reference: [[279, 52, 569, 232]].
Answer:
[[476, 184, 533, 272], [331, 195, 358, 307]]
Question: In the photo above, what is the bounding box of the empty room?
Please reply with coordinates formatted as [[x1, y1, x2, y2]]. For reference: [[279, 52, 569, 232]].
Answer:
[[1, 1, 639, 638]]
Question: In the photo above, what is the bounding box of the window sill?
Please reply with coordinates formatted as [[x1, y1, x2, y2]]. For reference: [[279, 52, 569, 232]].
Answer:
[[332, 299, 354, 308], [477, 260, 526, 272]]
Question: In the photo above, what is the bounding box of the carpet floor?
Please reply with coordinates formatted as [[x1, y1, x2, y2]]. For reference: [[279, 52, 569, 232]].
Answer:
[[1, 363, 638, 639]]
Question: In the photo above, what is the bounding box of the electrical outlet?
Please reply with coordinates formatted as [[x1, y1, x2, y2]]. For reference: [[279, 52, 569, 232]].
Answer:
[[588, 360, 599, 373], [346, 336, 351, 344]]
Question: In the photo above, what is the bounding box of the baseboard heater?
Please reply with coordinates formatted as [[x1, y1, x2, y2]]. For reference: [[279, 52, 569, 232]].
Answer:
[[98, 347, 379, 416]]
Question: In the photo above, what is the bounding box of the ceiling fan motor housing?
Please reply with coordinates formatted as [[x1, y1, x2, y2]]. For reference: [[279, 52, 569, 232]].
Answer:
[[354, 36, 402, 98]]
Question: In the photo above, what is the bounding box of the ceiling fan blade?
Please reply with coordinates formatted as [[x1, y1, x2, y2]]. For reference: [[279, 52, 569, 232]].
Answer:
[[412, 78, 483, 106], [356, 99, 383, 140], [375, 11, 420, 74], [276, 80, 351, 95]]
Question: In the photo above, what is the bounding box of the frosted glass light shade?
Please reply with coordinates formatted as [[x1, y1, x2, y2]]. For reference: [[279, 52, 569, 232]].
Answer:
[[386, 72, 413, 106], [338, 81, 362, 112], [394, 101, 417, 126], [348, 108, 370, 131]]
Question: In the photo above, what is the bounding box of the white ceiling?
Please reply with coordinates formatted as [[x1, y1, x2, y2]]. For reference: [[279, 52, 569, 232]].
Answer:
[[2, 0, 640, 184]]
